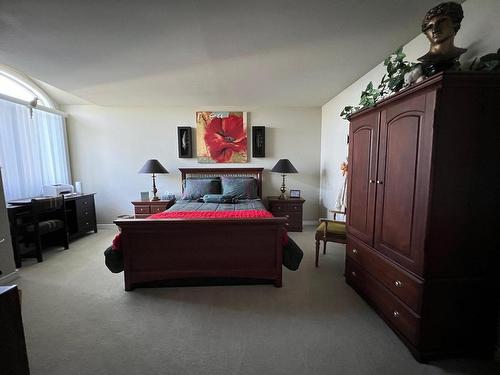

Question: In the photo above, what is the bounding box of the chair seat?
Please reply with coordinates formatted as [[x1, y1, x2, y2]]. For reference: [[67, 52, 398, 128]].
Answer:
[[25, 219, 65, 235], [315, 221, 346, 238]]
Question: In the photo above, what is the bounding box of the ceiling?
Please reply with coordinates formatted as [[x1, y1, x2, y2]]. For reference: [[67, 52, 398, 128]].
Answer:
[[0, 0, 445, 107]]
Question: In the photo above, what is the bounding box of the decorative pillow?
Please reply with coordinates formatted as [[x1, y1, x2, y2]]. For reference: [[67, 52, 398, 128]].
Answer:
[[202, 194, 237, 203], [182, 178, 221, 200], [221, 177, 258, 199]]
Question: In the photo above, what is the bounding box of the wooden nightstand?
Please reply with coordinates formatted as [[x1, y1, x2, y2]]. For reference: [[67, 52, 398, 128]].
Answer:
[[131, 199, 175, 218], [266, 196, 305, 232]]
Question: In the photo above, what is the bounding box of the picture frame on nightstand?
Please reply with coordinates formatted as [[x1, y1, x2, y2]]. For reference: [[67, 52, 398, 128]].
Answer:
[[289, 189, 301, 198]]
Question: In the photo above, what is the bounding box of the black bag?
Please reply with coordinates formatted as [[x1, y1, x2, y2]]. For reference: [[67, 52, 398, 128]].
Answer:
[[104, 246, 124, 273], [282, 237, 303, 271]]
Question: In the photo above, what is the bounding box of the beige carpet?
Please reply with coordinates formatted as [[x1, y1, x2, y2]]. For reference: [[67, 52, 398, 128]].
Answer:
[[6, 227, 499, 375]]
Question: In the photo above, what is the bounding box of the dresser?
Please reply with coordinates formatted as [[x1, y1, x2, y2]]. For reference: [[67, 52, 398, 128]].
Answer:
[[345, 72, 499, 361], [0, 285, 30, 375], [131, 199, 175, 218], [266, 197, 305, 232]]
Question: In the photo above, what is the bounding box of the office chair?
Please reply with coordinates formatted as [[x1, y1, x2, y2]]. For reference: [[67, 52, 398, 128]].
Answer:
[[23, 196, 69, 262]]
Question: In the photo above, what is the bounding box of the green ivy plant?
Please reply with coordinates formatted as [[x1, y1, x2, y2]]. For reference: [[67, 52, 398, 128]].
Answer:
[[340, 47, 414, 120], [469, 48, 500, 72]]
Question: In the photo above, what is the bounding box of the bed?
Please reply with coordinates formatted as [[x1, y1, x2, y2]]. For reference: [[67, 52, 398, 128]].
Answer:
[[114, 168, 287, 291]]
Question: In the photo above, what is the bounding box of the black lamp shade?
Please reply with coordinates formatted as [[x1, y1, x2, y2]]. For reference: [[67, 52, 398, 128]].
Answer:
[[271, 159, 298, 174], [138, 159, 169, 174]]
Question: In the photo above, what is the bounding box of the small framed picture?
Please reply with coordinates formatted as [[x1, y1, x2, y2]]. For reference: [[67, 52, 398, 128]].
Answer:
[[289, 189, 301, 198], [178, 127, 193, 158], [140, 192, 150, 201], [252, 126, 265, 157]]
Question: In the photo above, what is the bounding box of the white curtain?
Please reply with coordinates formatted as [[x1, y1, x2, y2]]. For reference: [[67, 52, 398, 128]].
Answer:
[[0, 98, 71, 201]]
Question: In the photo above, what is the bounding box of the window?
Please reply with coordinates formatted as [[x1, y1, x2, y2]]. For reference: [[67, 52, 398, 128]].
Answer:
[[0, 68, 71, 201]]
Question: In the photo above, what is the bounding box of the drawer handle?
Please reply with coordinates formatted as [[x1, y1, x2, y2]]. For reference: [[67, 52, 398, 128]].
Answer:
[[369, 179, 375, 184], [351, 271, 357, 277], [285, 215, 290, 218], [352, 248, 358, 254], [0, 238, 5, 244], [84, 201, 88, 205], [376, 180, 383, 184], [394, 280, 402, 288], [86, 222, 89, 225], [393, 311, 400, 318]]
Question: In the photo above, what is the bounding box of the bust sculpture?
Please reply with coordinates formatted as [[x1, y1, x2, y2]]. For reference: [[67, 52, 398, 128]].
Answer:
[[418, 2, 467, 75]]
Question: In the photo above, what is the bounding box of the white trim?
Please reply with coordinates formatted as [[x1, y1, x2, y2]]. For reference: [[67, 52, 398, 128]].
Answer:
[[0, 92, 67, 117], [0, 64, 56, 108], [0, 270, 19, 285]]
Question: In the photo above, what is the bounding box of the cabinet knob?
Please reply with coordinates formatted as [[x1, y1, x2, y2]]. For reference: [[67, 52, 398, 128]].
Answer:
[[351, 271, 357, 277], [369, 179, 375, 184], [0, 238, 5, 244], [394, 280, 402, 288], [376, 180, 383, 184], [352, 248, 358, 254], [284, 215, 290, 218], [393, 311, 400, 318]]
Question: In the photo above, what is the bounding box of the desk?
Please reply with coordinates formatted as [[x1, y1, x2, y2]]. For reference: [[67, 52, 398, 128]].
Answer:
[[7, 193, 97, 267]]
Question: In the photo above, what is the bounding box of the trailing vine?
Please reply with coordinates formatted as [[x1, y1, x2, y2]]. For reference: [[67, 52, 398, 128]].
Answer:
[[340, 47, 500, 121], [341, 47, 414, 120]]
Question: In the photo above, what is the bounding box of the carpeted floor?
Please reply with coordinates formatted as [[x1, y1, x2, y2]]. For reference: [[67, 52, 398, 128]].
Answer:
[[7, 226, 499, 375]]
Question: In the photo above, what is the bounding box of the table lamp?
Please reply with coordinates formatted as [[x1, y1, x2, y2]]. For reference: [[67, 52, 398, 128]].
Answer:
[[271, 159, 298, 199], [138, 159, 169, 201]]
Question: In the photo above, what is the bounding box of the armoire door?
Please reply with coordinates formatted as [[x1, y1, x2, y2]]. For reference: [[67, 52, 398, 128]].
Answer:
[[347, 111, 379, 245], [374, 91, 435, 275]]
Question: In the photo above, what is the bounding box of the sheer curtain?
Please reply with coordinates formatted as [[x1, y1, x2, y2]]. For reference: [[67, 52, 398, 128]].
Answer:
[[0, 98, 71, 201]]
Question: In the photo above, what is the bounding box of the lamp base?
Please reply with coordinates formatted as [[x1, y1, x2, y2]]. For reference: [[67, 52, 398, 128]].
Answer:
[[151, 196, 160, 201]]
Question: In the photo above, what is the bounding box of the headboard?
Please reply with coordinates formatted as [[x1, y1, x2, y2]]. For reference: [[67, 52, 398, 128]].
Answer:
[[179, 168, 264, 198]]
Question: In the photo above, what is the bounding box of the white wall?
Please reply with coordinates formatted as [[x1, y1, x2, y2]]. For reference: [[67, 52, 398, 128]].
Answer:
[[65, 106, 321, 223], [320, 0, 500, 216]]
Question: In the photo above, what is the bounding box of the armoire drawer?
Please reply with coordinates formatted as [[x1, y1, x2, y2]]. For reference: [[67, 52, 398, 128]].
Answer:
[[346, 258, 421, 346], [347, 235, 423, 312]]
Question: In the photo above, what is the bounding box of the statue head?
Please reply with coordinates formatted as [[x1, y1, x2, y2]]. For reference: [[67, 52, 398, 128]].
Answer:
[[421, 2, 464, 44]]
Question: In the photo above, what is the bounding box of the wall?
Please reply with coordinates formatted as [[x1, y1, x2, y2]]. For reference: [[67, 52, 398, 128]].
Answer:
[[65, 106, 321, 224], [320, 0, 500, 216]]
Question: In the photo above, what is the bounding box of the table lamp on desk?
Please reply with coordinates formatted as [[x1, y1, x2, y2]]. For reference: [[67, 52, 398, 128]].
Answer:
[[138, 159, 169, 201]]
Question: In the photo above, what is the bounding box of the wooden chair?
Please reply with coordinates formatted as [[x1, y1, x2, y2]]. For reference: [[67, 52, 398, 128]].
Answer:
[[315, 210, 346, 267], [22, 196, 69, 263]]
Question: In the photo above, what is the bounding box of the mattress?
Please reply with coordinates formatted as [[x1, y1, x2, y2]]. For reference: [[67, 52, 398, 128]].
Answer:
[[167, 199, 267, 212]]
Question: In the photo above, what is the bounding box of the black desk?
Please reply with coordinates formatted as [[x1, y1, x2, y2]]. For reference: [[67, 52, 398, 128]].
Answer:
[[7, 193, 97, 267]]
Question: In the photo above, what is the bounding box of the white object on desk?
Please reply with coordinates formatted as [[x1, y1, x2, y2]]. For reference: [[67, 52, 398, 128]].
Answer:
[[75, 181, 82, 194], [43, 184, 74, 196]]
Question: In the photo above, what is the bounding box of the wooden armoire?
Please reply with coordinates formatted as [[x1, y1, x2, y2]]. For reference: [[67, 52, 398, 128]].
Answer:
[[345, 72, 499, 361]]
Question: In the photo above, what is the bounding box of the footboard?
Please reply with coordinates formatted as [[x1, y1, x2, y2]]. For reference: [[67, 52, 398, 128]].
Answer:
[[114, 217, 287, 290]]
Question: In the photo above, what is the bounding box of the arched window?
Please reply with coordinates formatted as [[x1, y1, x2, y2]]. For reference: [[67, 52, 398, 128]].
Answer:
[[0, 65, 55, 108], [0, 66, 70, 201]]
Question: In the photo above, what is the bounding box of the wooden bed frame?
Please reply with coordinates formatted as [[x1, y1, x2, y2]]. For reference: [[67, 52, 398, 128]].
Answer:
[[114, 167, 286, 291]]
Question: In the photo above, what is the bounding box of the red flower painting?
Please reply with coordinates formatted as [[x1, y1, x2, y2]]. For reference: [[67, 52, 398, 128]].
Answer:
[[202, 114, 247, 163]]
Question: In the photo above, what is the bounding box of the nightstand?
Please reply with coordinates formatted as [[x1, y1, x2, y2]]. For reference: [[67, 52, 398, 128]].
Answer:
[[131, 199, 175, 218], [266, 196, 305, 232]]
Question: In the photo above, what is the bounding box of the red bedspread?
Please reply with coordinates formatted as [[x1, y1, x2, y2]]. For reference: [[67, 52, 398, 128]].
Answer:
[[112, 209, 288, 250], [148, 209, 274, 220]]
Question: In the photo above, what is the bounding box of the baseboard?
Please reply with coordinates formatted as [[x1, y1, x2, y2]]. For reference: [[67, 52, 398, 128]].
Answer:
[[0, 270, 19, 285], [97, 224, 117, 229], [303, 220, 317, 226]]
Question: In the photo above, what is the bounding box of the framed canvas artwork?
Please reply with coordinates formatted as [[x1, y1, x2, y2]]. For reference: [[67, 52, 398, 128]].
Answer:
[[196, 111, 248, 163]]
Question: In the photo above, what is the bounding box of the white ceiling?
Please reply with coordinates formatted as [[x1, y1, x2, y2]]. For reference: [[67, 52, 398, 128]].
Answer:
[[0, 0, 446, 107]]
